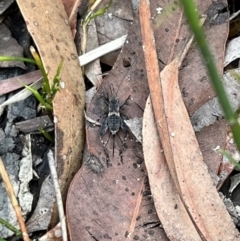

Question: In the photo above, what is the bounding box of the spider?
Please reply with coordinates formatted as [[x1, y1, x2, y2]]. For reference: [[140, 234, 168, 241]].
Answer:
[[99, 91, 131, 166]]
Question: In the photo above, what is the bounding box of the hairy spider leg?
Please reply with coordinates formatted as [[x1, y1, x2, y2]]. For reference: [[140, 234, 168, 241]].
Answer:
[[100, 132, 112, 167], [112, 134, 115, 157], [120, 95, 131, 109], [116, 132, 129, 163]]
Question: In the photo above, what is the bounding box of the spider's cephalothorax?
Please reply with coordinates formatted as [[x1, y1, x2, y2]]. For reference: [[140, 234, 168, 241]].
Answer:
[[99, 94, 130, 166]]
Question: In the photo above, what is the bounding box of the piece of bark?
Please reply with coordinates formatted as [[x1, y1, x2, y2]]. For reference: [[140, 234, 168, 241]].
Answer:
[[15, 115, 53, 133]]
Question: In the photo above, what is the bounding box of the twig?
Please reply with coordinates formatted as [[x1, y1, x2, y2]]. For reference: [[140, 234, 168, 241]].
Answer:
[[84, 111, 101, 126], [79, 35, 127, 66], [47, 150, 68, 241], [230, 9, 240, 21], [81, 0, 104, 55], [0, 158, 30, 241]]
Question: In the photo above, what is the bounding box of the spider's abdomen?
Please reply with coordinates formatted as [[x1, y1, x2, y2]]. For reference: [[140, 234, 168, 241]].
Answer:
[[108, 114, 121, 135]]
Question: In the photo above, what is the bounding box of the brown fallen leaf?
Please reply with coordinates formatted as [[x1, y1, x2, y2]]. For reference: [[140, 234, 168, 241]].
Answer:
[[143, 97, 202, 241], [16, 0, 85, 227], [140, 0, 240, 239], [151, 1, 228, 116], [196, 120, 228, 175], [66, 16, 163, 240], [131, 173, 169, 240], [160, 49, 239, 241]]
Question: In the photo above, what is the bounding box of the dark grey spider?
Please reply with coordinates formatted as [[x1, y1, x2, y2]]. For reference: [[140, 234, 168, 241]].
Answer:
[[99, 94, 131, 166]]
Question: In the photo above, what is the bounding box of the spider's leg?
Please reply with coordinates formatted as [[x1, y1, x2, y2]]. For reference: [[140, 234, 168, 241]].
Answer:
[[100, 132, 112, 167], [117, 132, 129, 163], [112, 134, 115, 157], [99, 117, 108, 136], [120, 116, 129, 133], [120, 95, 131, 109]]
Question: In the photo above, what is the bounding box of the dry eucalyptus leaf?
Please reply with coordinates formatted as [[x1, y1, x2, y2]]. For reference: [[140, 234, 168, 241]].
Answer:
[[160, 57, 239, 240], [0, 70, 42, 95], [66, 16, 151, 241], [143, 97, 202, 241], [16, 0, 85, 227]]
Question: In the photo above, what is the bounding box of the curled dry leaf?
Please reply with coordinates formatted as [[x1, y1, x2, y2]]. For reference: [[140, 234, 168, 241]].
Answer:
[[143, 97, 202, 241], [16, 0, 85, 227], [160, 52, 240, 241]]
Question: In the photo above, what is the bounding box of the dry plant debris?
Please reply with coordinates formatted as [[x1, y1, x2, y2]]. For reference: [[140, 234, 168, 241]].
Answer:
[[1, 0, 240, 240]]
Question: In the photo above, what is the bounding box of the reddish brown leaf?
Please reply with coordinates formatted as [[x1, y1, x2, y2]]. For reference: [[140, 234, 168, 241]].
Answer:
[[66, 18, 151, 240], [151, 1, 228, 116], [196, 120, 228, 175]]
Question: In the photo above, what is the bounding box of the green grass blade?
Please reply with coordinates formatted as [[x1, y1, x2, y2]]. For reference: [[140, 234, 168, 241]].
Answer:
[[39, 128, 54, 142], [89, 0, 113, 22], [30, 47, 51, 96], [0, 56, 36, 65], [24, 85, 53, 111], [220, 149, 240, 170], [0, 217, 22, 238], [51, 61, 62, 98]]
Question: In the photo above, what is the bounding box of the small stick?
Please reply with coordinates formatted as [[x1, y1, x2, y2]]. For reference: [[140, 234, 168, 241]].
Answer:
[[47, 150, 68, 241], [0, 157, 30, 241]]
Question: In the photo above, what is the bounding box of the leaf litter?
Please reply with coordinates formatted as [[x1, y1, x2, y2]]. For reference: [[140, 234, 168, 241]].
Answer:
[[66, 0, 239, 240], [0, 0, 239, 238], [140, 0, 240, 240]]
